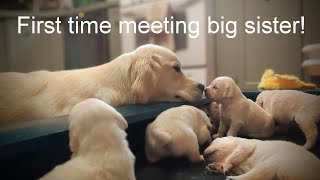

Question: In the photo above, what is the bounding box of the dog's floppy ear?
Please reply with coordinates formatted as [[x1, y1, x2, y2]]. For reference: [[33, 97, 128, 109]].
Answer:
[[225, 139, 256, 167], [204, 143, 218, 157], [223, 83, 234, 98], [131, 55, 161, 103], [154, 129, 172, 147]]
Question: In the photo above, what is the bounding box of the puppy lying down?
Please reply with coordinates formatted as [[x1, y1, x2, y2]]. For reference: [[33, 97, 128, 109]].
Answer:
[[145, 105, 212, 163], [205, 77, 275, 139], [256, 90, 320, 150], [40, 99, 135, 180], [204, 137, 320, 180]]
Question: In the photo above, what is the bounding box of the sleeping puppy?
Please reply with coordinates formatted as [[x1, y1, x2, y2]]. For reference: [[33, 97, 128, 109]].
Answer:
[[0, 44, 205, 126], [205, 76, 275, 139], [40, 98, 135, 180], [256, 90, 320, 150], [204, 137, 320, 180], [145, 105, 212, 163]]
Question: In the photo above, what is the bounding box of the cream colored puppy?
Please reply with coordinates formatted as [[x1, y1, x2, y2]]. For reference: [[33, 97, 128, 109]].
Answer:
[[256, 90, 320, 149], [205, 77, 275, 139], [204, 137, 320, 180], [0, 44, 204, 126], [40, 98, 135, 180], [145, 105, 212, 163]]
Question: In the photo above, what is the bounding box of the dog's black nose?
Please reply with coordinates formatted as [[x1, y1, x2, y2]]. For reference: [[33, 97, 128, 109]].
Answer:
[[198, 83, 205, 91]]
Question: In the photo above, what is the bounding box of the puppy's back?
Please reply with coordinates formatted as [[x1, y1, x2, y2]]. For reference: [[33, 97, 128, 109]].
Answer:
[[152, 105, 209, 129], [254, 140, 320, 179]]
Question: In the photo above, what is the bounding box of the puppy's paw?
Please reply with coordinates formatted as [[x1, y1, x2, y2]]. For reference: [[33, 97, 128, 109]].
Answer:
[[204, 165, 215, 174], [303, 142, 313, 150], [223, 162, 233, 174], [212, 134, 221, 139], [226, 176, 236, 180], [189, 154, 205, 163], [199, 155, 205, 162], [205, 163, 219, 174], [206, 162, 224, 173]]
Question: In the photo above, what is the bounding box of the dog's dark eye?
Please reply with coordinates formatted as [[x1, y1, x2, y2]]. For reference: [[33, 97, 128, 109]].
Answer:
[[173, 66, 181, 73], [213, 86, 218, 89]]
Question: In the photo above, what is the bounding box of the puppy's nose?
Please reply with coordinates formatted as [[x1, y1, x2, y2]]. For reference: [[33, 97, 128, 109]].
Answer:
[[197, 83, 205, 91]]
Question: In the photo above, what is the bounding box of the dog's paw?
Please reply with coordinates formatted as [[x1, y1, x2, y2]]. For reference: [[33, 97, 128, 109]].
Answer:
[[204, 165, 215, 174], [226, 175, 237, 180], [212, 134, 221, 139], [199, 155, 205, 162], [223, 162, 233, 174], [206, 162, 224, 173], [303, 142, 313, 150]]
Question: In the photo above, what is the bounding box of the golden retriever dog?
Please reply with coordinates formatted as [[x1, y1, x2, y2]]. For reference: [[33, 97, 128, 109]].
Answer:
[[256, 90, 320, 150], [205, 77, 275, 139], [0, 44, 205, 126], [204, 137, 320, 180], [40, 98, 135, 180], [145, 105, 212, 163]]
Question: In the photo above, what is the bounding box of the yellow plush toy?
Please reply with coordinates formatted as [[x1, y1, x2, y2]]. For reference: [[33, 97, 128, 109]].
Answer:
[[258, 69, 317, 90]]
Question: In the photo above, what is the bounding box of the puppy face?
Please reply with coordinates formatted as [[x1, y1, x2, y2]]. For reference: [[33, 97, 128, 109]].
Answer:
[[205, 77, 237, 102], [68, 98, 128, 154], [131, 44, 204, 103]]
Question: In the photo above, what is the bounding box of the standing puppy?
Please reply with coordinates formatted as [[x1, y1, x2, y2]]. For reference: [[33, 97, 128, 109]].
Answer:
[[204, 137, 320, 180], [205, 77, 275, 139], [256, 90, 320, 149], [145, 105, 212, 163], [41, 99, 135, 180]]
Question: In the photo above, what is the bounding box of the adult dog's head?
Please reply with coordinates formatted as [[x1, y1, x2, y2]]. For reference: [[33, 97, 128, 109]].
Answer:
[[205, 76, 240, 103], [129, 44, 205, 104]]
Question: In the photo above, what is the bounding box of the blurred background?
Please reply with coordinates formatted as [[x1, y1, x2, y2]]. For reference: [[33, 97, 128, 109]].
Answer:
[[0, 0, 320, 89]]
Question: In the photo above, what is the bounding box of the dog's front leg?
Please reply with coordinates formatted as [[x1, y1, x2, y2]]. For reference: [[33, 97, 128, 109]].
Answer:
[[226, 121, 242, 137], [213, 120, 228, 139]]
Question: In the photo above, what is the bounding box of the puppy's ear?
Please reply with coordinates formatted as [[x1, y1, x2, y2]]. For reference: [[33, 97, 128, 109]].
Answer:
[[154, 129, 172, 147], [131, 55, 161, 103], [223, 84, 234, 98], [225, 139, 256, 167], [203, 143, 218, 157]]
